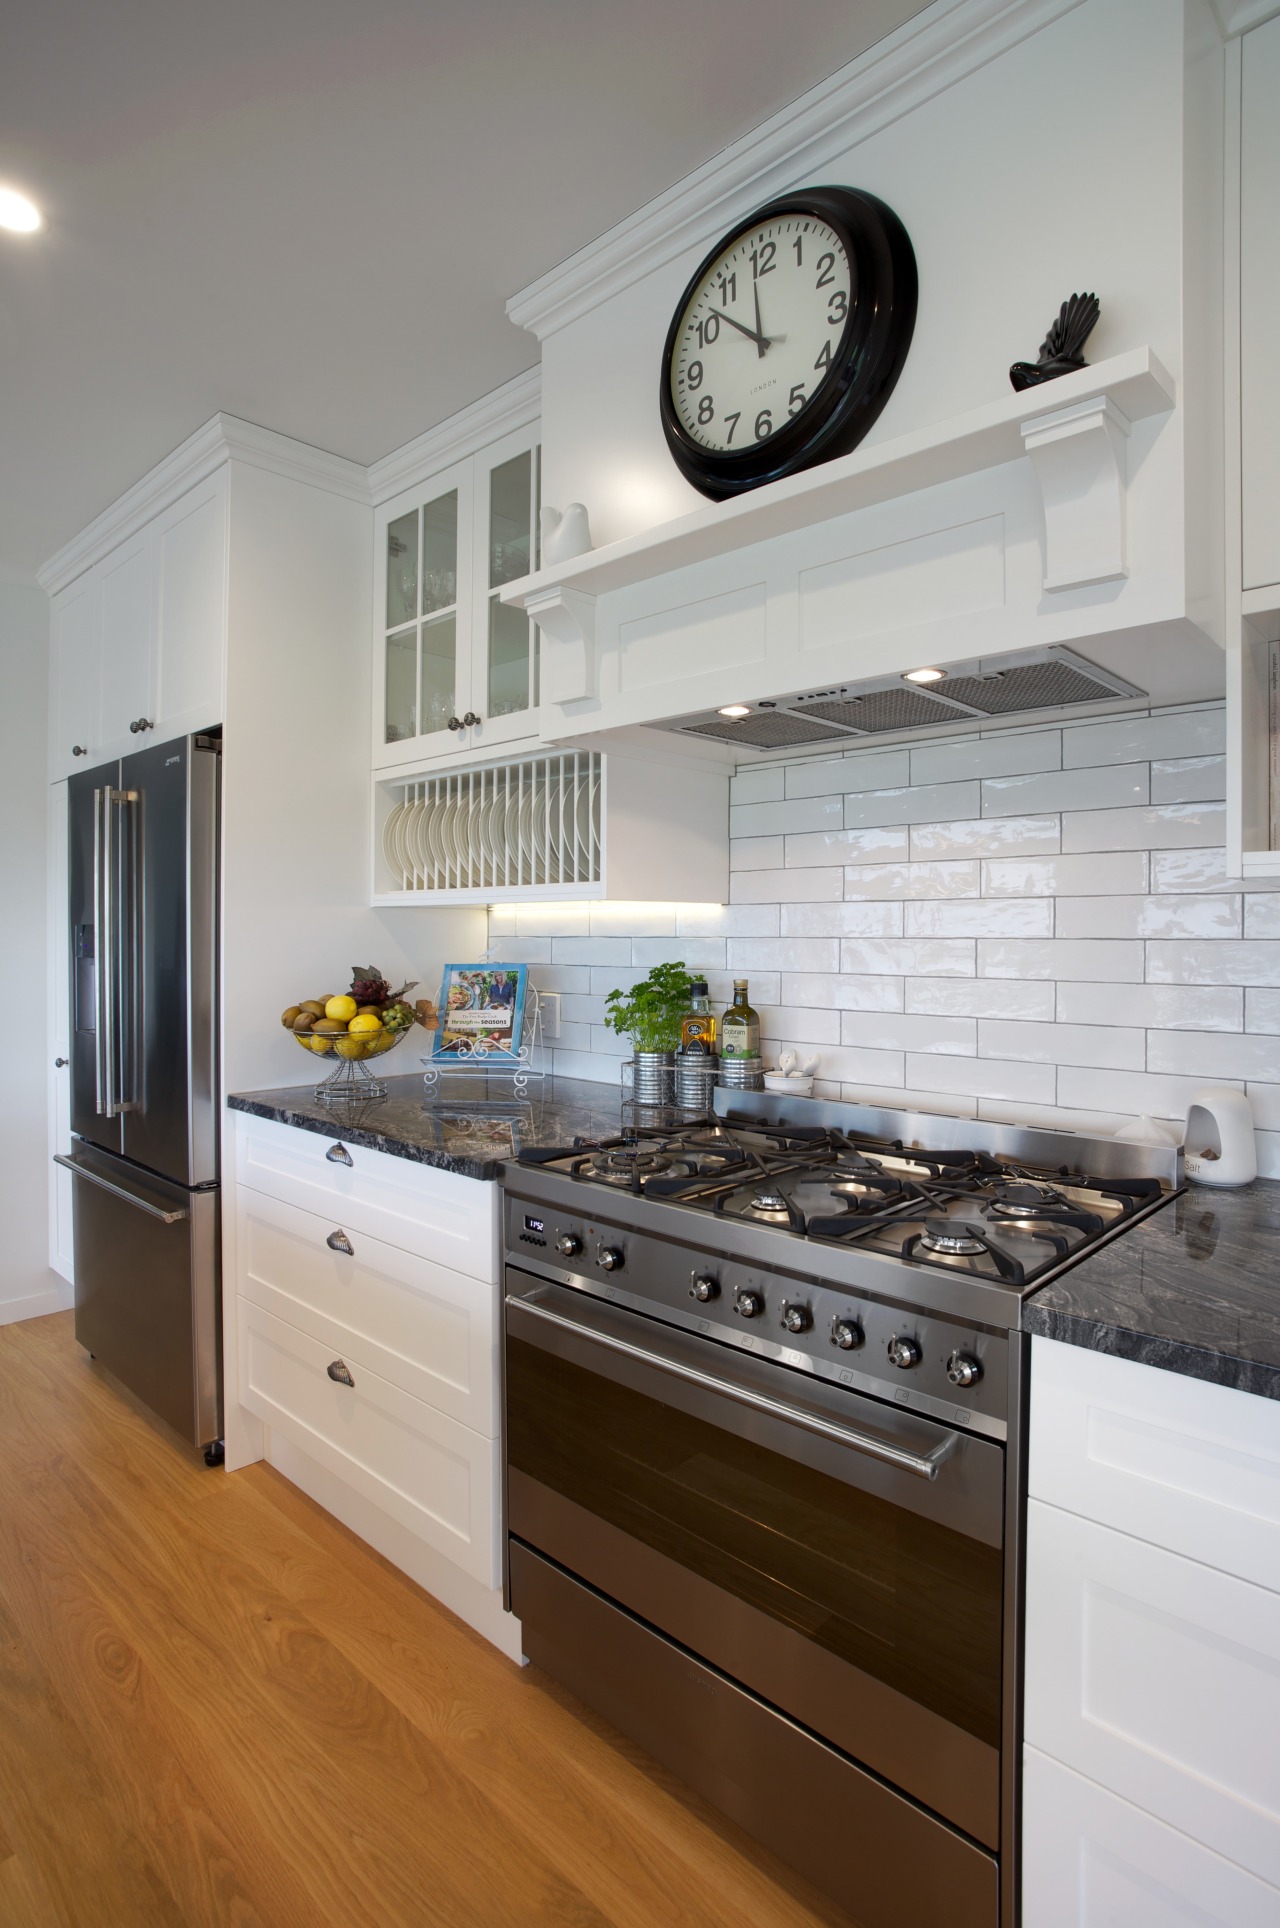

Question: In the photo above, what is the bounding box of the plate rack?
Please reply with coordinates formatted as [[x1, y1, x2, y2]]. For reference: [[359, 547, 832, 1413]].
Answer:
[[379, 750, 601, 896]]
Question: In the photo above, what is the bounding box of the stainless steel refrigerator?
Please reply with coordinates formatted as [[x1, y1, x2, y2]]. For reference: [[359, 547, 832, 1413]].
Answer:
[[59, 734, 222, 1458]]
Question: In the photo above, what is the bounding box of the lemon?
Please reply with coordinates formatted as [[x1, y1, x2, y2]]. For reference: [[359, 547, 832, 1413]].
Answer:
[[334, 1037, 368, 1060], [348, 1012, 382, 1036], [326, 994, 358, 1023], [308, 1036, 333, 1055]]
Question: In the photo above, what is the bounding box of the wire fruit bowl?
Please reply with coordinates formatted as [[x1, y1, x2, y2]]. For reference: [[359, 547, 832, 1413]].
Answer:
[[292, 1022, 410, 1101]]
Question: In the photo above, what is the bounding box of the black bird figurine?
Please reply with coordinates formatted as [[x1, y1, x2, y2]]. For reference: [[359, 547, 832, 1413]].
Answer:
[[1009, 293, 1101, 392]]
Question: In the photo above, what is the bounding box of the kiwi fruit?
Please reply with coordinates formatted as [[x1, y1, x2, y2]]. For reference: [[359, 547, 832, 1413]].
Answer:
[[300, 999, 326, 1018], [281, 1005, 302, 1028], [312, 1018, 346, 1037], [291, 1012, 314, 1033]]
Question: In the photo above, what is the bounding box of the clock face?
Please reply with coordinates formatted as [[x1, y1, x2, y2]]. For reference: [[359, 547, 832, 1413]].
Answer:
[[658, 187, 917, 502], [669, 215, 854, 456]]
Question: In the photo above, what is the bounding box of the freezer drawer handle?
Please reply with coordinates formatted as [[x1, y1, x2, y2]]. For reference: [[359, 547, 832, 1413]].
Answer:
[[327, 1359, 355, 1387], [53, 1153, 189, 1225], [510, 1290, 958, 1482], [326, 1229, 354, 1256], [325, 1143, 353, 1167]]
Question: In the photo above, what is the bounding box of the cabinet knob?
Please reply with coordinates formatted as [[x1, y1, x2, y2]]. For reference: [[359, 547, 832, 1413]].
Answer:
[[325, 1142, 353, 1167], [326, 1358, 355, 1387], [462, 711, 481, 727], [72, 745, 87, 757], [447, 715, 463, 731], [129, 717, 154, 734], [326, 1228, 354, 1256], [55, 1057, 69, 1068]]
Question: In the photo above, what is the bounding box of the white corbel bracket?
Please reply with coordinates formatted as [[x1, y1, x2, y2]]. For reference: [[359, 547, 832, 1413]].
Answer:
[[525, 584, 597, 703], [1021, 394, 1132, 592]]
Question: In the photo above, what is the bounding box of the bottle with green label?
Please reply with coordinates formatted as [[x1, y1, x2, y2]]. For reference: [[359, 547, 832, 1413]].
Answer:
[[719, 979, 760, 1058]]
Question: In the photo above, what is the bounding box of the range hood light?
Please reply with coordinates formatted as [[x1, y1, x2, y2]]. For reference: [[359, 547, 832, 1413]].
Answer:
[[903, 667, 944, 684], [0, 187, 43, 233], [718, 704, 751, 718]]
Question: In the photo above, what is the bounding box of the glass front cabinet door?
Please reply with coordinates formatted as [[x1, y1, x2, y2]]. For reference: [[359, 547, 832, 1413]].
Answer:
[[373, 424, 540, 770]]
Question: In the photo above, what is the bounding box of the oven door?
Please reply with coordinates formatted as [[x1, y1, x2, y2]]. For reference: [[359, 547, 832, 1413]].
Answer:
[[505, 1272, 1004, 1850]]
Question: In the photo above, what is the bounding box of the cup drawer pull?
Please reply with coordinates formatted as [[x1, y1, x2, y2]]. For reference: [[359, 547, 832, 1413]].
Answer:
[[326, 1229, 354, 1256], [325, 1143, 353, 1167], [326, 1358, 355, 1387]]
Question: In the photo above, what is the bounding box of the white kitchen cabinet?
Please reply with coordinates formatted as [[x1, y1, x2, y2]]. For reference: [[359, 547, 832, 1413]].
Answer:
[[1241, 12, 1280, 598], [1023, 1338, 1280, 1922], [47, 470, 227, 778], [46, 780, 74, 1284], [231, 1113, 515, 1646], [373, 421, 541, 773]]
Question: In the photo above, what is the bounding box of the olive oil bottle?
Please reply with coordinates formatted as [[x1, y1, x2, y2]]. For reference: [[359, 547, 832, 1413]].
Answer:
[[719, 979, 760, 1059], [680, 979, 717, 1055]]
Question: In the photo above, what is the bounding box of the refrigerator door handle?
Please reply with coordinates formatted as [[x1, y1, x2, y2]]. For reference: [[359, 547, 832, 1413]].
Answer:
[[93, 785, 117, 1117], [53, 1153, 189, 1224], [120, 788, 140, 1114]]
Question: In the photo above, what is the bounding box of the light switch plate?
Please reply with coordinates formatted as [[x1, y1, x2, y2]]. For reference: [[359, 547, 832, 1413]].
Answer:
[[540, 991, 561, 1040]]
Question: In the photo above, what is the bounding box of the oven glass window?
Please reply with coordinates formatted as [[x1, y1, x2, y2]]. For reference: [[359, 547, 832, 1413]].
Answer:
[[509, 1336, 1002, 1747]]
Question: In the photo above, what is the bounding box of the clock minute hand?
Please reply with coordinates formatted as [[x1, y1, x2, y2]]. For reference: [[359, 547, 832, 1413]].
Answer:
[[753, 281, 767, 359], [706, 305, 768, 349]]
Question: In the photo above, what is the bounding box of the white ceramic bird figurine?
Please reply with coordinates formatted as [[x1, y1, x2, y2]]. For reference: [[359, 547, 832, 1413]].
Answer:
[[540, 502, 593, 565]]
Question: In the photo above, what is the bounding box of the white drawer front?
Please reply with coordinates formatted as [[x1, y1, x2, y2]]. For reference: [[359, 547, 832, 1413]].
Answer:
[[1030, 1337, 1280, 1593], [234, 1112, 498, 1281], [238, 1298, 498, 1587], [1025, 1498, 1280, 1888], [236, 1186, 497, 1436], [1022, 1746, 1280, 1928]]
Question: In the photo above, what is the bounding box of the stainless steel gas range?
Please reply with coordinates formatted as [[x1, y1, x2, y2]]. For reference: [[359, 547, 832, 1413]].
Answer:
[[502, 1091, 1180, 1928]]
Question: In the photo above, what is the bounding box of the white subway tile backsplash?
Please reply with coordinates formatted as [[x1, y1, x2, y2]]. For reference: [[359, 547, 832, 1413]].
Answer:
[[1150, 1030, 1280, 1081], [786, 972, 905, 1012], [1150, 756, 1227, 805], [841, 1083, 978, 1119], [631, 937, 727, 969], [730, 835, 785, 871], [727, 937, 841, 974], [837, 824, 913, 862], [785, 750, 910, 797], [909, 729, 1061, 786], [731, 867, 844, 903], [1054, 895, 1242, 940], [526, 964, 593, 995], [981, 763, 1147, 818], [1244, 896, 1280, 938], [1057, 1065, 1239, 1121], [981, 851, 1148, 897], [1246, 1084, 1280, 1130], [976, 1018, 1145, 1070], [903, 899, 1053, 938], [517, 902, 590, 936], [1256, 1130, 1280, 1180], [842, 1011, 976, 1054], [815, 1044, 907, 1086], [1061, 802, 1226, 852], [587, 902, 676, 936], [909, 815, 1060, 860], [845, 781, 980, 829], [781, 901, 904, 937], [552, 935, 635, 966], [905, 978, 1056, 1020], [1149, 847, 1247, 893], [840, 938, 975, 978], [905, 1054, 1057, 1105], [731, 794, 842, 838], [1245, 989, 1280, 1034], [844, 860, 980, 899], [728, 766, 784, 805], [1146, 941, 1280, 986], [1056, 982, 1243, 1031], [675, 904, 780, 937], [758, 1005, 843, 1046], [978, 939, 1144, 982], [1061, 707, 1225, 768]]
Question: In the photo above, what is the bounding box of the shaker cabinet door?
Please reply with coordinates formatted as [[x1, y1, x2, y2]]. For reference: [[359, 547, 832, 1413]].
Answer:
[[96, 528, 156, 749], [51, 572, 98, 779], [153, 472, 227, 737], [1241, 14, 1280, 592]]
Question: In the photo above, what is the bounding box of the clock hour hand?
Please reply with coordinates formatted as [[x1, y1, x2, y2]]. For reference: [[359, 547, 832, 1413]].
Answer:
[[706, 305, 769, 349], [753, 280, 767, 358]]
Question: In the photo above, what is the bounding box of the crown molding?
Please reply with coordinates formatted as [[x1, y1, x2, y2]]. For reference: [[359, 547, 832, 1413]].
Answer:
[[507, 0, 1083, 341], [38, 413, 370, 595], [1211, 0, 1280, 35], [367, 366, 541, 502]]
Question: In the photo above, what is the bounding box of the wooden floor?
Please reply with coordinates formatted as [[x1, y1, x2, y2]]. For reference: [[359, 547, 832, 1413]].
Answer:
[[0, 1312, 855, 1928]]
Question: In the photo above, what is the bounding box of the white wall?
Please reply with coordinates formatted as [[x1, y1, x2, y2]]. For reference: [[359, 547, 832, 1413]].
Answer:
[[0, 578, 66, 1322], [491, 699, 1280, 1177]]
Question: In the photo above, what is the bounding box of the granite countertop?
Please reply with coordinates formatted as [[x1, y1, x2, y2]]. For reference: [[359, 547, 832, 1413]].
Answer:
[[1023, 1178, 1280, 1401], [227, 1073, 627, 1181]]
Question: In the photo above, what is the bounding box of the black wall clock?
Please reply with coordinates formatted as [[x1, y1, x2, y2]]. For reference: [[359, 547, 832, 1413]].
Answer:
[[659, 185, 917, 502]]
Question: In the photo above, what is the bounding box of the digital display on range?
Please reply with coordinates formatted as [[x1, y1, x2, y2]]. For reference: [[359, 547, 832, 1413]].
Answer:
[[524, 1214, 545, 1234]]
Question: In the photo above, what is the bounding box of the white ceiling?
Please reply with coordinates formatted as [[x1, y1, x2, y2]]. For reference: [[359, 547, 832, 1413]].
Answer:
[[0, 0, 927, 578]]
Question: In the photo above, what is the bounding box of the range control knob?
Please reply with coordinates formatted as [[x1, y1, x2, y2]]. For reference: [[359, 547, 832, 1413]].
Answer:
[[780, 1303, 812, 1334], [555, 1233, 583, 1258], [830, 1318, 863, 1351], [689, 1274, 719, 1303], [734, 1291, 764, 1319], [596, 1246, 624, 1273], [947, 1350, 982, 1389], [888, 1335, 922, 1370]]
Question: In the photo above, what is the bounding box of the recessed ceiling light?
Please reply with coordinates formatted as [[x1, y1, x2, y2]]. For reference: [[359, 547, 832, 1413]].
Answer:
[[903, 667, 944, 684], [0, 187, 42, 234], [718, 704, 751, 718]]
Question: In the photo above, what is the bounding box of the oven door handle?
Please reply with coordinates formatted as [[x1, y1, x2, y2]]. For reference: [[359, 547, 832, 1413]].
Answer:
[[509, 1292, 958, 1482]]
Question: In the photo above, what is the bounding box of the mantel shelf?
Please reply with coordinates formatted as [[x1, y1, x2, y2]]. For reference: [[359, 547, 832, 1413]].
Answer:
[[502, 347, 1176, 692]]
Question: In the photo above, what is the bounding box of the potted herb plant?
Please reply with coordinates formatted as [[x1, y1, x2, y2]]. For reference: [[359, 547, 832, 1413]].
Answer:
[[604, 960, 693, 1104]]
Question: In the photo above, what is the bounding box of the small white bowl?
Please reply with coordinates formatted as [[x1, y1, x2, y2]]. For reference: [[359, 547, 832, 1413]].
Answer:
[[764, 1072, 813, 1096]]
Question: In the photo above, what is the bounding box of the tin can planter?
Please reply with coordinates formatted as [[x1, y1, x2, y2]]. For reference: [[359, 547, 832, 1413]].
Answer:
[[674, 1053, 719, 1113], [625, 1050, 676, 1106]]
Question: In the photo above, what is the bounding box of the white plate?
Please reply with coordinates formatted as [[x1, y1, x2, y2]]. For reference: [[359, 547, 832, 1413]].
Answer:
[[410, 800, 435, 881], [573, 779, 592, 881], [402, 801, 424, 883], [383, 801, 409, 885], [437, 797, 458, 880]]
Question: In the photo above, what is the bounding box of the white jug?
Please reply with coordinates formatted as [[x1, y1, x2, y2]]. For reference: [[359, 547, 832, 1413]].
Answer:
[[1183, 1087, 1256, 1187]]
